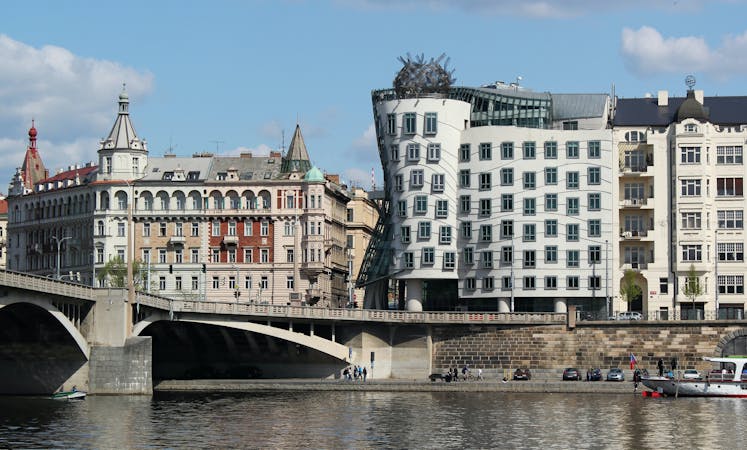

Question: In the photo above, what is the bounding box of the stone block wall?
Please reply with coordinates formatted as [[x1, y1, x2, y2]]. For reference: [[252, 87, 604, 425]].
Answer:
[[89, 336, 152, 394], [432, 323, 747, 374]]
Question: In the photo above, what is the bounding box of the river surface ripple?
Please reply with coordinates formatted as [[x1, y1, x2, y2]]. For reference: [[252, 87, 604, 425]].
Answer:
[[0, 391, 744, 449]]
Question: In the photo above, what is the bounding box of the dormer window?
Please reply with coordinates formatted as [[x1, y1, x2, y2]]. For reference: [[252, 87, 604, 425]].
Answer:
[[684, 123, 698, 133], [162, 171, 174, 181], [217, 172, 227, 181], [624, 131, 646, 143], [187, 171, 200, 180]]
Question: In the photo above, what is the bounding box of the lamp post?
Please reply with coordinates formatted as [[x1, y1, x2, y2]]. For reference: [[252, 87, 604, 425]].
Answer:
[[52, 235, 72, 280], [714, 230, 719, 319], [125, 181, 135, 309], [510, 242, 515, 312], [605, 239, 610, 320], [232, 263, 240, 303]]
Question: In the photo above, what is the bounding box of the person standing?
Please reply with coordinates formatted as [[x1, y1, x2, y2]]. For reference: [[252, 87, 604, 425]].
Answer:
[[657, 358, 664, 377], [363, 366, 368, 382]]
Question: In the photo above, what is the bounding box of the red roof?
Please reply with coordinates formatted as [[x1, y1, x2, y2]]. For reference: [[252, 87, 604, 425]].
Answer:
[[0, 199, 7, 214], [40, 165, 97, 184]]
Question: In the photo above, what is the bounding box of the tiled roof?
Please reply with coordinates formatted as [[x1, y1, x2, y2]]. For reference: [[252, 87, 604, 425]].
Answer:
[[614, 95, 747, 126]]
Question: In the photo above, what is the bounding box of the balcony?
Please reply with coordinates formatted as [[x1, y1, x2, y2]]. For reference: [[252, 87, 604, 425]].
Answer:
[[222, 235, 238, 246], [620, 229, 651, 240], [169, 235, 186, 246], [620, 197, 649, 208], [622, 262, 648, 271], [306, 288, 322, 298]]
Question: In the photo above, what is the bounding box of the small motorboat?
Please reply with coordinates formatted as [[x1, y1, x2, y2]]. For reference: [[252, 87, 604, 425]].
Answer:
[[52, 389, 87, 400]]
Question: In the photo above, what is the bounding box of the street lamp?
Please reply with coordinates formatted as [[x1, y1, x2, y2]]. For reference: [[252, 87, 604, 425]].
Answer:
[[605, 239, 610, 320], [231, 263, 240, 303], [52, 235, 72, 280]]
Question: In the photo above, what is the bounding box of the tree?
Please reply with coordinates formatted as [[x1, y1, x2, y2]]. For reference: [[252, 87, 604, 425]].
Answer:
[[97, 257, 147, 290], [619, 269, 642, 311], [682, 264, 703, 317]]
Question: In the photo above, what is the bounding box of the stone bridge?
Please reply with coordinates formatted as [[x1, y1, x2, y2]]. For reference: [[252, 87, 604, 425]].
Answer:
[[3, 270, 747, 395]]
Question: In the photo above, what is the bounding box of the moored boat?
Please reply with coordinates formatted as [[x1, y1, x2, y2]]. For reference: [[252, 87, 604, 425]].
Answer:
[[52, 390, 87, 400], [642, 356, 747, 397]]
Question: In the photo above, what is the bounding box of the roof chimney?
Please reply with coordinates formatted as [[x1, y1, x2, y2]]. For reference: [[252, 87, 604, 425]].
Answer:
[[657, 90, 668, 106], [695, 90, 704, 104]]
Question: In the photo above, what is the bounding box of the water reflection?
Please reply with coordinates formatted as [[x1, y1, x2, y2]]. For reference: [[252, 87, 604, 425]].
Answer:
[[0, 392, 744, 448]]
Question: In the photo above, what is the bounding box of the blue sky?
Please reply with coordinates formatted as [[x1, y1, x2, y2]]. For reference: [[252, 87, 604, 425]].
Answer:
[[1, 0, 746, 191]]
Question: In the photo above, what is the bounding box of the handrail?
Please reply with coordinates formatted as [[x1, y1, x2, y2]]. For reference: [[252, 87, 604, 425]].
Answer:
[[133, 292, 566, 325], [0, 269, 94, 300]]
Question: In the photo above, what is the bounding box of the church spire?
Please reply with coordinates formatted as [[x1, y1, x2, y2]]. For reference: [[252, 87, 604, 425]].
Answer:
[[19, 120, 48, 191], [281, 124, 312, 174], [99, 84, 146, 153]]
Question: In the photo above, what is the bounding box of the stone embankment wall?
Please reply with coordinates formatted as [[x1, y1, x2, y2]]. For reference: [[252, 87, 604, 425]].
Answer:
[[89, 336, 153, 394], [432, 323, 747, 373]]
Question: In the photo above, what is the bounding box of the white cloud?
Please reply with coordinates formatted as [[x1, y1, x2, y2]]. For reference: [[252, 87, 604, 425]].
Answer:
[[0, 34, 154, 186], [352, 123, 376, 151], [621, 26, 747, 79], [343, 0, 711, 17]]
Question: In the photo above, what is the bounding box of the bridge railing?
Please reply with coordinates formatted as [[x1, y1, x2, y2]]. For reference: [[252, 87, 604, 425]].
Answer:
[[0, 269, 94, 300], [133, 293, 566, 324]]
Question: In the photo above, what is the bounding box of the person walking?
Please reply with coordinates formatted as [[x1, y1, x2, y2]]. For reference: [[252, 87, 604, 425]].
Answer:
[[363, 367, 368, 382]]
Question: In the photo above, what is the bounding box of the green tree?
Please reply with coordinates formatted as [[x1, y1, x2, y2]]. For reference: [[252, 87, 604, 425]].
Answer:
[[619, 269, 642, 311], [96, 257, 147, 290], [682, 264, 703, 316]]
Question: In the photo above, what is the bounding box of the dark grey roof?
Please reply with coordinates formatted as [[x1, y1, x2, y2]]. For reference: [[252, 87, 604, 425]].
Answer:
[[140, 157, 212, 181], [614, 95, 747, 126], [207, 155, 283, 181], [551, 94, 609, 120]]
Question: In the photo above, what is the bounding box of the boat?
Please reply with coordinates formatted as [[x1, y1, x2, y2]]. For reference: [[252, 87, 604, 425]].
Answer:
[[642, 356, 747, 398], [52, 389, 87, 400]]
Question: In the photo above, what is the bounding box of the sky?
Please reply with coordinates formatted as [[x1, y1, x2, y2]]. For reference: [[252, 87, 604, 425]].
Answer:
[[1, 0, 747, 192]]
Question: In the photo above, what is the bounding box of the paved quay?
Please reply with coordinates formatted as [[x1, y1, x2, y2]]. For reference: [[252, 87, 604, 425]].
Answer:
[[155, 379, 638, 394]]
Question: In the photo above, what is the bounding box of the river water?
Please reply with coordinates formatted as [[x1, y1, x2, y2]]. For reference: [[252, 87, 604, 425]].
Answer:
[[0, 391, 744, 449]]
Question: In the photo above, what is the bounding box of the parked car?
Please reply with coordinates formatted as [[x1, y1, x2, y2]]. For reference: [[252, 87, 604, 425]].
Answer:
[[513, 368, 532, 380], [616, 312, 643, 320], [588, 368, 603, 381], [562, 368, 581, 381], [682, 369, 702, 380], [607, 368, 625, 381]]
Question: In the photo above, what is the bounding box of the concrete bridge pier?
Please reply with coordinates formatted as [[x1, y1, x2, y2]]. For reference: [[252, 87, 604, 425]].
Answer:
[[341, 323, 432, 379]]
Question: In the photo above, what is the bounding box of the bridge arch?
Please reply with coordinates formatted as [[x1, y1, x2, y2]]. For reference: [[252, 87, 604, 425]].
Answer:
[[133, 312, 349, 361], [0, 297, 90, 359], [716, 328, 747, 356]]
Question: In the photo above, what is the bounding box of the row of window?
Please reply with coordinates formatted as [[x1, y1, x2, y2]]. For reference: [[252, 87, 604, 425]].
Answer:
[[459, 141, 602, 162], [402, 246, 604, 270], [680, 178, 743, 197], [399, 219, 603, 243], [396, 194, 604, 219], [463, 275, 602, 291], [680, 145, 744, 165], [681, 243, 745, 262], [154, 274, 280, 292], [386, 112, 439, 136], [681, 210, 744, 230]]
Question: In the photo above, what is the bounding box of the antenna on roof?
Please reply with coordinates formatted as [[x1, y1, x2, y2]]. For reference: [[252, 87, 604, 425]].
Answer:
[[210, 140, 225, 153], [165, 136, 177, 156], [281, 129, 285, 155]]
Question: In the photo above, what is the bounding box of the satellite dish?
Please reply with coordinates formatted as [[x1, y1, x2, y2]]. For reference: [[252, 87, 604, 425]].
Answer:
[[685, 75, 696, 89]]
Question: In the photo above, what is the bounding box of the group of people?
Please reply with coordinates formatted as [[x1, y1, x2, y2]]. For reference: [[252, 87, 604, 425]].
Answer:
[[444, 365, 483, 382], [342, 365, 367, 381]]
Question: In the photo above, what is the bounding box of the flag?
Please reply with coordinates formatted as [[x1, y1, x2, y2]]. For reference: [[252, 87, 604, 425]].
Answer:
[[630, 353, 638, 370]]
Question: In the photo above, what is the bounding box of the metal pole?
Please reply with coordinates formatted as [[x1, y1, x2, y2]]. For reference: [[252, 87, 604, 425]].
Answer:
[[715, 230, 719, 318], [605, 239, 610, 319], [53, 235, 72, 280], [348, 249, 354, 307], [126, 181, 135, 307], [510, 243, 514, 312]]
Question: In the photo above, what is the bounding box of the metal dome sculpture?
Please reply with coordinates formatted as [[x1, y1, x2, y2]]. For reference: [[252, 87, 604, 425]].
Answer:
[[393, 53, 456, 98]]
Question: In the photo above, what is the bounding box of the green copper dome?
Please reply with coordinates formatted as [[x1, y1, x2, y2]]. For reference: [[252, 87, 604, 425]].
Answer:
[[304, 166, 324, 182]]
